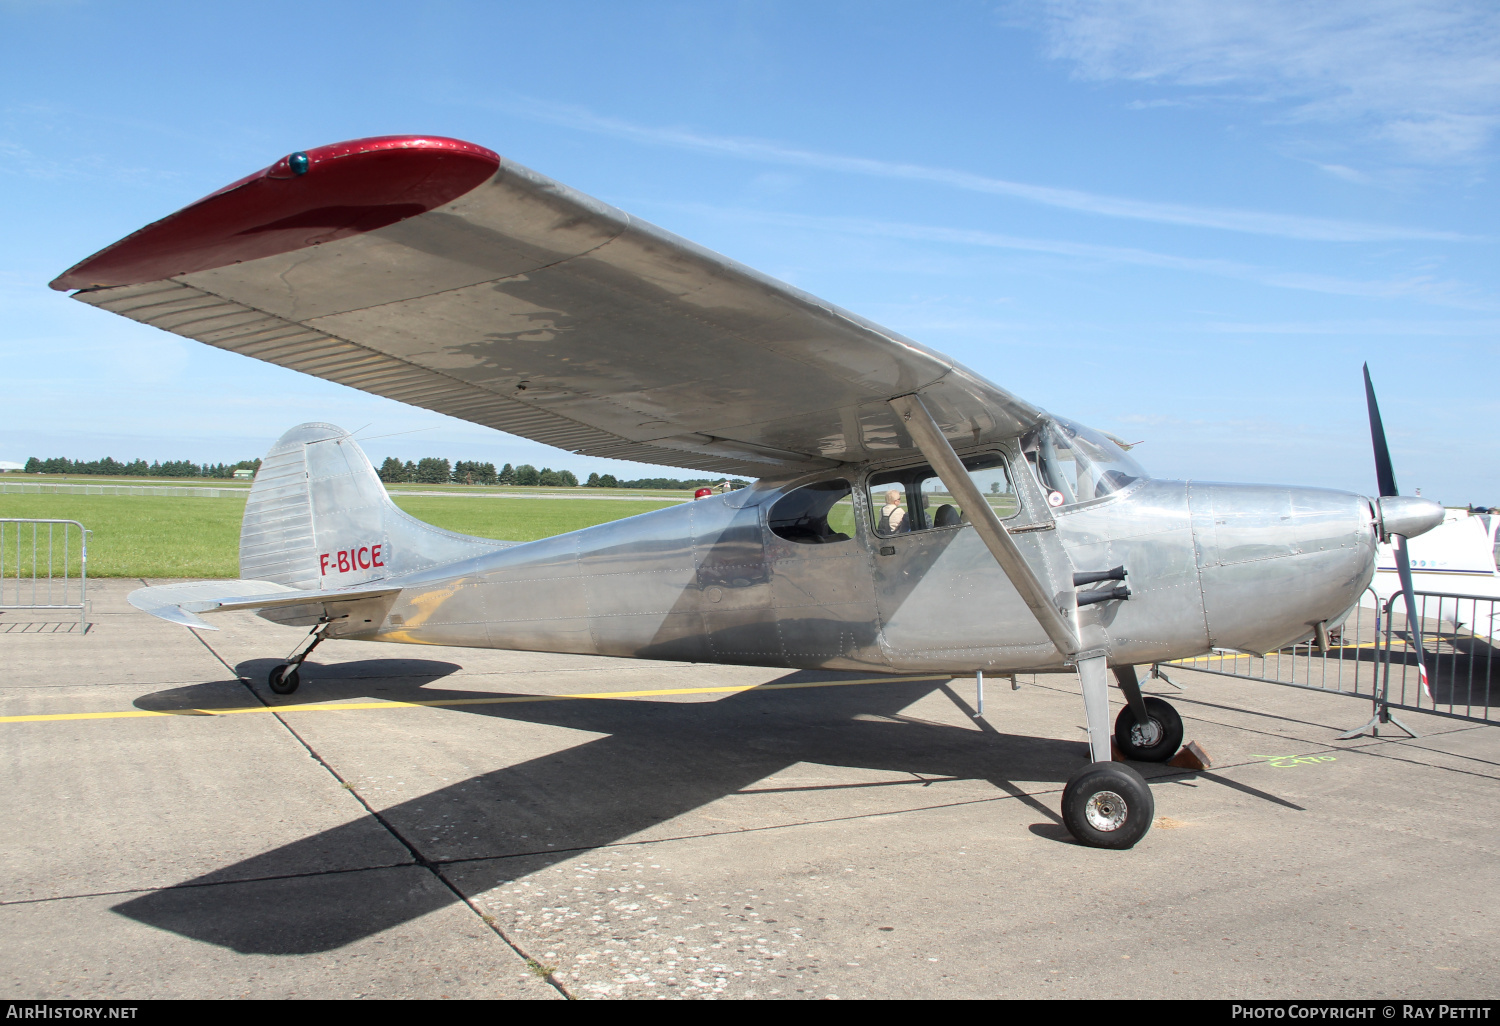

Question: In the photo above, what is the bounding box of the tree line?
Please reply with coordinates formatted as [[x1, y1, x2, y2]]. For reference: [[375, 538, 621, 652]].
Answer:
[[21, 452, 752, 491], [377, 457, 746, 491], [584, 473, 749, 490], [378, 458, 578, 486], [22, 457, 262, 478]]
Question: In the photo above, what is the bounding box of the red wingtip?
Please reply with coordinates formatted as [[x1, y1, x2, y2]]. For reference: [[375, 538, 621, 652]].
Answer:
[[51, 135, 501, 291]]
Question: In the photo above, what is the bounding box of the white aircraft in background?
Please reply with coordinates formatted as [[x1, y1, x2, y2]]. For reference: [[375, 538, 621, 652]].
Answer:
[[1364, 508, 1500, 638]]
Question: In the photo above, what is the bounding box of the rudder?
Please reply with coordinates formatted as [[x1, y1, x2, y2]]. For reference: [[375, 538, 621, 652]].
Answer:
[[240, 423, 512, 591]]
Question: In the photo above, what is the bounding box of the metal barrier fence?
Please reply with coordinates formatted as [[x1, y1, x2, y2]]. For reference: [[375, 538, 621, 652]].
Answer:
[[1164, 587, 1499, 735], [1379, 591, 1497, 728], [0, 519, 89, 630], [1167, 587, 1386, 701]]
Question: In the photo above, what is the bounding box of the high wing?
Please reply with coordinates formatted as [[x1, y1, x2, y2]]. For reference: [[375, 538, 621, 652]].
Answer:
[[53, 135, 1041, 477]]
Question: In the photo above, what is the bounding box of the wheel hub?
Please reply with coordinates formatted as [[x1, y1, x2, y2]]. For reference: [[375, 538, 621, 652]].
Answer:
[[1129, 718, 1162, 747], [1084, 789, 1129, 831]]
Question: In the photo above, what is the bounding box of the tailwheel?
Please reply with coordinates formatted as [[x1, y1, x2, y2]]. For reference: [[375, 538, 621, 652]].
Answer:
[[1114, 696, 1183, 762], [268, 664, 300, 695], [1061, 762, 1154, 849]]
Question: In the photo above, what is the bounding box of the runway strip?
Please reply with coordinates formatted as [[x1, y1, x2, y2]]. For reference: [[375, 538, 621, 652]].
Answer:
[[0, 673, 955, 725], [386, 490, 687, 502]]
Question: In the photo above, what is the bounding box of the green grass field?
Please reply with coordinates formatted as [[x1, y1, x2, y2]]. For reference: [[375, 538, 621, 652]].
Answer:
[[0, 493, 677, 578], [389, 495, 677, 543], [0, 495, 248, 578]]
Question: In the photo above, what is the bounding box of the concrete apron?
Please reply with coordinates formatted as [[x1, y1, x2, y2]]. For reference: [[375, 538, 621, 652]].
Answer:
[[1, 579, 1496, 999]]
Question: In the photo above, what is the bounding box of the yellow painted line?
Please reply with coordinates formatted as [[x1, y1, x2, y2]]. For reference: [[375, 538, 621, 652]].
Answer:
[[0, 673, 955, 725]]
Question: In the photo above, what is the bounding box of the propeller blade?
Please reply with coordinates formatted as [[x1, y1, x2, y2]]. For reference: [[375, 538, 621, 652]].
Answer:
[[1364, 363, 1398, 498], [1367, 364, 1431, 697], [1392, 535, 1432, 700]]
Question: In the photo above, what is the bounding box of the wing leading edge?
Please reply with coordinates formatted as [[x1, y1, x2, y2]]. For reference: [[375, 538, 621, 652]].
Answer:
[[56, 135, 1041, 476]]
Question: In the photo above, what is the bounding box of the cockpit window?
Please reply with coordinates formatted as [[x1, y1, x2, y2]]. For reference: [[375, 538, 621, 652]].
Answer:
[[768, 480, 856, 544], [1021, 416, 1146, 508], [867, 454, 1017, 536]]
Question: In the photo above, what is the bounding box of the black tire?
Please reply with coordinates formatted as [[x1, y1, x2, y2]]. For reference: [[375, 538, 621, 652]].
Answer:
[[1113, 696, 1183, 762], [268, 664, 300, 695], [1061, 761, 1154, 849]]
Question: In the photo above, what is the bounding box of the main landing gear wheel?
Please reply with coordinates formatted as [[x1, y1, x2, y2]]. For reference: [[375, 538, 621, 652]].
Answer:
[[1061, 762, 1154, 849], [1114, 696, 1183, 762], [268, 664, 300, 695]]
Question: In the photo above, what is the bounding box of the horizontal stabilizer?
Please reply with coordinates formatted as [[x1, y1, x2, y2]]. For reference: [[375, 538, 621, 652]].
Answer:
[[129, 579, 400, 632]]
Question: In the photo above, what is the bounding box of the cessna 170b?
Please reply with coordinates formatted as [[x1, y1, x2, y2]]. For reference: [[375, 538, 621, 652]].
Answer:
[[52, 135, 1444, 849]]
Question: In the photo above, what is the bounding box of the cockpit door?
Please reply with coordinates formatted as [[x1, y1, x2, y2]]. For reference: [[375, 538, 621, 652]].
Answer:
[[760, 478, 883, 668], [865, 450, 1066, 668]]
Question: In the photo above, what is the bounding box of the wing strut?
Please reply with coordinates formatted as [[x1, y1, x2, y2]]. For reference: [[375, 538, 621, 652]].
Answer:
[[888, 393, 1080, 659]]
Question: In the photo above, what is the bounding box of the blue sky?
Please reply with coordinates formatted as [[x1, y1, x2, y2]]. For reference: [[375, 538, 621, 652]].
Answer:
[[3, 0, 1497, 501]]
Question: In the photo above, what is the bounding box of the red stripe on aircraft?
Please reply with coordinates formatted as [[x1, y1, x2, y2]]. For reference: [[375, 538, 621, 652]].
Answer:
[[50, 136, 500, 291]]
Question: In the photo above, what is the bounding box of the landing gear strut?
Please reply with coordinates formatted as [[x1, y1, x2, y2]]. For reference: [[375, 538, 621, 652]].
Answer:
[[267, 621, 331, 696], [1068, 658, 1164, 849]]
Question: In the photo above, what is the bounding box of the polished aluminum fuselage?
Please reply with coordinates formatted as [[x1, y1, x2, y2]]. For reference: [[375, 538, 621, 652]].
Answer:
[[358, 448, 1379, 674]]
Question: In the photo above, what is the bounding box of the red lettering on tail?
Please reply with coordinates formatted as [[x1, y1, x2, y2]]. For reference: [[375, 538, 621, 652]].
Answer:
[[321, 543, 386, 574]]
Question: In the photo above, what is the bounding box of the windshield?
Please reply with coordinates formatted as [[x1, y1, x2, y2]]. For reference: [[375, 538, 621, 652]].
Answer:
[[1021, 416, 1146, 508]]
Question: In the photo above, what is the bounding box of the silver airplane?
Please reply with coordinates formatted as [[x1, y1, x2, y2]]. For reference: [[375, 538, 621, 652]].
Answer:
[[53, 135, 1444, 849]]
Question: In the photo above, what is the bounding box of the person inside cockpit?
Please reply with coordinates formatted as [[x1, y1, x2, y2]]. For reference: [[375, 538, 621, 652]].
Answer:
[[879, 489, 909, 533]]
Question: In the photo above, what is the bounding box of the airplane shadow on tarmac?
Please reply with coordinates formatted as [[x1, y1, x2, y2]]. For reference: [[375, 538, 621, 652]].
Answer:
[[114, 659, 1117, 955]]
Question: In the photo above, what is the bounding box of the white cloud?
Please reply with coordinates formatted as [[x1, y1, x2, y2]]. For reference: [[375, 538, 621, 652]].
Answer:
[[1034, 0, 1500, 163], [1199, 317, 1500, 335], [1313, 163, 1371, 184], [491, 96, 1465, 242], [662, 202, 1491, 307], [0, 135, 179, 187]]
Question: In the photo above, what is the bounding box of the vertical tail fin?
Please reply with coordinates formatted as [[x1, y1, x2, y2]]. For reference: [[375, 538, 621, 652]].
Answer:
[[239, 423, 511, 590]]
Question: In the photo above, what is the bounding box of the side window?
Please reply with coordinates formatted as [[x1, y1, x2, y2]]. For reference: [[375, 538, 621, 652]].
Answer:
[[768, 480, 856, 544], [959, 456, 1018, 521], [869, 477, 914, 535], [867, 455, 1017, 537]]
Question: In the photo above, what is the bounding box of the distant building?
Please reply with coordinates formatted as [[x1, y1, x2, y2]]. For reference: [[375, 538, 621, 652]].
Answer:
[[0, 461, 22, 473], [233, 468, 255, 480]]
